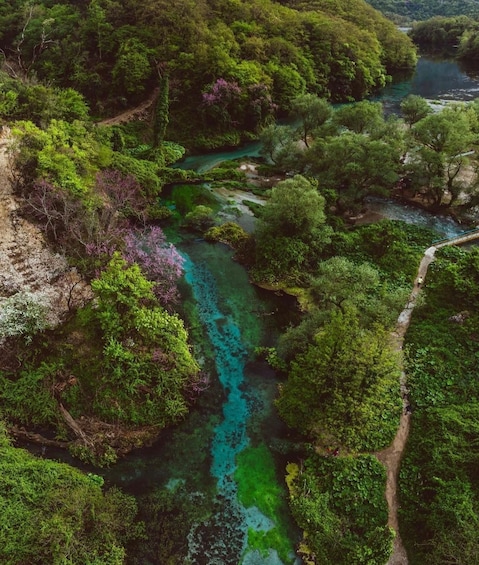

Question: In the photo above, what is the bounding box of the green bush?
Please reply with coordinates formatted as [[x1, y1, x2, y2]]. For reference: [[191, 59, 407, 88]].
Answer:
[[289, 454, 394, 565], [0, 423, 138, 565], [0, 363, 60, 427]]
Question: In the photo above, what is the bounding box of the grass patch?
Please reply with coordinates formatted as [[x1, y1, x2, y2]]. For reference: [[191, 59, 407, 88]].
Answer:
[[235, 443, 295, 563]]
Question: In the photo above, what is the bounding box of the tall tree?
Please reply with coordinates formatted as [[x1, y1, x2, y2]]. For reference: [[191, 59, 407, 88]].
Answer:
[[400, 94, 432, 127], [276, 307, 401, 451], [332, 100, 384, 134], [408, 105, 476, 207], [290, 93, 332, 147], [253, 174, 332, 283], [153, 73, 169, 148], [309, 132, 401, 211]]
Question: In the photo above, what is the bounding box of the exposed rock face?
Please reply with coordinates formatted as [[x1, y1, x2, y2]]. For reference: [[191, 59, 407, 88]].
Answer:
[[0, 130, 92, 331], [449, 310, 470, 324]]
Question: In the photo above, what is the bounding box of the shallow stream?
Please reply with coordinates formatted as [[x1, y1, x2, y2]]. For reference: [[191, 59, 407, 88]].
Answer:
[[104, 54, 478, 563]]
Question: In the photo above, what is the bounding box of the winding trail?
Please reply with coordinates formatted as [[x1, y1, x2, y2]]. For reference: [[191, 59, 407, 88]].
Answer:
[[97, 88, 159, 127], [376, 246, 436, 565], [378, 229, 479, 565]]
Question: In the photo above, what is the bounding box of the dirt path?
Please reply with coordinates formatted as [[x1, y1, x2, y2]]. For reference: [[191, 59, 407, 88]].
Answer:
[[98, 88, 159, 127], [376, 246, 437, 565], [0, 130, 90, 331]]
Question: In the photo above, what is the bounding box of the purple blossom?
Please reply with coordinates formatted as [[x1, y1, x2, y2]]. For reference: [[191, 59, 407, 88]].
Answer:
[[202, 78, 242, 106], [123, 226, 185, 306]]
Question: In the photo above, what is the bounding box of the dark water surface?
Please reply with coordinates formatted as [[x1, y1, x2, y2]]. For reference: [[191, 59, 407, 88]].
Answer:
[[374, 55, 479, 114]]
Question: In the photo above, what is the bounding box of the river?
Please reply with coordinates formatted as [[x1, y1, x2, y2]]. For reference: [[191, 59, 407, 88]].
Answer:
[[179, 53, 479, 174], [107, 241, 302, 564], [105, 54, 478, 565]]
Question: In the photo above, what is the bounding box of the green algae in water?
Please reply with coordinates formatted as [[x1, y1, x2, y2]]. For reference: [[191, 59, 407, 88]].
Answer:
[[236, 444, 296, 564]]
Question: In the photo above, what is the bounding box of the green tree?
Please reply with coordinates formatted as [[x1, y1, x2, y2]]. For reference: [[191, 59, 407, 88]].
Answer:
[[290, 93, 332, 147], [112, 39, 154, 96], [0, 423, 138, 564], [333, 100, 384, 134], [88, 254, 199, 426], [310, 132, 401, 211], [408, 105, 476, 207], [276, 307, 401, 451], [153, 74, 169, 149], [309, 256, 380, 312], [400, 94, 432, 127], [253, 174, 332, 283], [259, 123, 303, 170], [12, 119, 112, 198]]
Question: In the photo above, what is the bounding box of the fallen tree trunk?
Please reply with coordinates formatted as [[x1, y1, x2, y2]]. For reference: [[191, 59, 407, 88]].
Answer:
[[9, 425, 70, 448], [58, 402, 95, 447]]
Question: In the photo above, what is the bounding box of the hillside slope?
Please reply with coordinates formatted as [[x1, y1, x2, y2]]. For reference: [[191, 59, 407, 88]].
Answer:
[[366, 0, 479, 22], [0, 0, 416, 148]]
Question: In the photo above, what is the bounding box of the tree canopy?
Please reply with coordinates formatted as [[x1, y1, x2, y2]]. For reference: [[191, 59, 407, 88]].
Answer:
[[0, 423, 138, 565], [276, 307, 401, 451], [253, 174, 332, 284], [0, 0, 416, 147]]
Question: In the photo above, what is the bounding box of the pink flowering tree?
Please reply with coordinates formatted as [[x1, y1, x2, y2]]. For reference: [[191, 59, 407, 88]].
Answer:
[[95, 169, 147, 225], [202, 78, 242, 129], [123, 226, 185, 306]]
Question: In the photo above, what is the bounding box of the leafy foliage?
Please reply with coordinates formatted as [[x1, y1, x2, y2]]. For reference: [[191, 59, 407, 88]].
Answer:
[[399, 245, 479, 563], [277, 307, 401, 451], [367, 0, 479, 22], [0, 0, 416, 146], [407, 104, 477, 207], [253, 174, 332, 284], [0, 423, 138, 565], [85, 254, 199, 426], [409, 16, 479, 49], [0, 290, 50, 343], [288, 454, 394, 565], [0, 363, 60, 427], [310, 129, 402, 212], [13, 119, 112, 198]]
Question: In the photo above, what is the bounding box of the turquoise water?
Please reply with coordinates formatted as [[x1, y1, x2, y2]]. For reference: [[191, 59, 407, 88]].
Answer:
[[176, 141, 262, 174], [90, 53, 477, 563], [180, 242, 299, 564], [103, 241, 300, 564]]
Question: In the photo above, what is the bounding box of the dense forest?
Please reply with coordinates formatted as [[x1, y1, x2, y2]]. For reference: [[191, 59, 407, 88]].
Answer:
[[0, 0, 416, 149], [0, 0, 479, 564], [407, 14, 479, 61], [367, 0, 479, 23]]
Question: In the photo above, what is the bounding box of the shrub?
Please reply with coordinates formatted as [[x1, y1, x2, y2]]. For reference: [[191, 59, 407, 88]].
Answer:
[[0, 291, 50, 343]]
